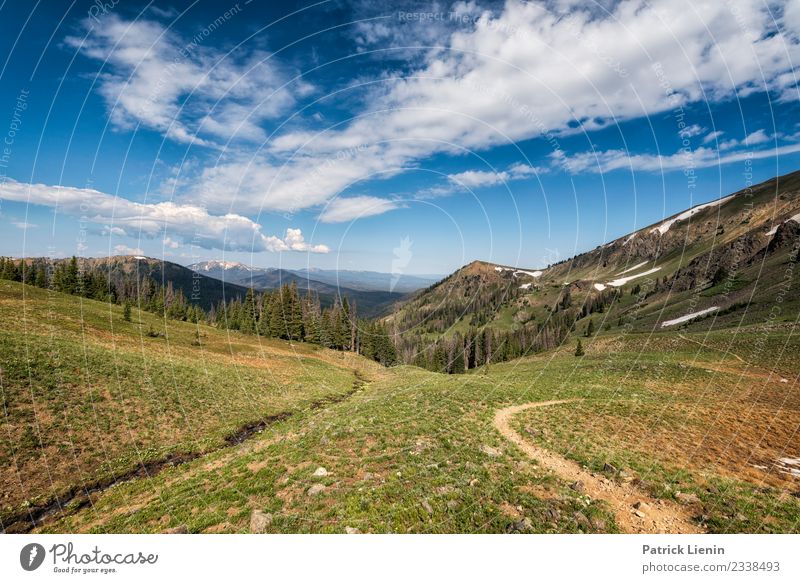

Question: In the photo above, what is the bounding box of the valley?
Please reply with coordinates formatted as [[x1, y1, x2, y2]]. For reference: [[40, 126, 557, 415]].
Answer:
[[1, 172, 799, 534]]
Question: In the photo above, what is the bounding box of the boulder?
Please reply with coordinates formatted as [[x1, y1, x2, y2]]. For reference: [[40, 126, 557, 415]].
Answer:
[[480, 444, 502, 457], [250, 510, 273, 533], [308, 484, 327, 496], [675, 492, 701, 505]]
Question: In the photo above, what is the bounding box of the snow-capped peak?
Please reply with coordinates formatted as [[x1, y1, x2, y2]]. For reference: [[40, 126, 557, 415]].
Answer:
[[194, 260, 252, 271]]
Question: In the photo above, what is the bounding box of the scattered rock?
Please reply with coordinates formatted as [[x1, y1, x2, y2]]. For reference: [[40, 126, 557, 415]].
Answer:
[[508, 517, 533, 533], [602, 462, 618, 474], [345, 527, 361, 534], [480, 444, 502, 457], [446, 500, 459, 509], [469, 478, 480, 487], [569, 480, 585, 492], [308, 484, 327, 497], [634, 510, 646, 518], [675, 492, 701, 505], [163, 525, 188, 534], [421, 500, 434, 515], [618, 470, 634, 483], [250, 510, 273, 533], [633, 501, 649, 511], [573, 511, 592, 530], [544, 507, 560, 522], [524, 426, 541, 438], [590, 517, 607, 531], [313, 466, 329, 477]]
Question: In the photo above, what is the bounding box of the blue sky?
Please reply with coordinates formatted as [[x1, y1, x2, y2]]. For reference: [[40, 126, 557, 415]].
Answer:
[[1, 0, 799, 274]]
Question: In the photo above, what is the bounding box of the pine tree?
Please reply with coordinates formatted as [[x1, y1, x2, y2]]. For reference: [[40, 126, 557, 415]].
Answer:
[[288, 282, 303, 341], [450, 336, 465, 374], [35, 263, 47, 288], [269, 291, 285, 338], [64, 256, 80, 294], [123, 302, 132, 322], [575, 339, 585, 357], [240, 288, 257, 334]]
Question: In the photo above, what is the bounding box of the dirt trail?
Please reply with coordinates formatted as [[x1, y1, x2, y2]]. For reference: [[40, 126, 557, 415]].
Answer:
[[494, 400, 705, 534]]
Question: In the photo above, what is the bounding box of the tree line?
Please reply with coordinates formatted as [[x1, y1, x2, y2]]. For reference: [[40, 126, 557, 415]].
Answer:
[[0, 257, 397, 366]]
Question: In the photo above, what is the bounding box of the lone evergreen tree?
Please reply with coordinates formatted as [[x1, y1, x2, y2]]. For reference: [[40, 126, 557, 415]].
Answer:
[[123, 302, 132, 322], [575, 339, 585, 357]]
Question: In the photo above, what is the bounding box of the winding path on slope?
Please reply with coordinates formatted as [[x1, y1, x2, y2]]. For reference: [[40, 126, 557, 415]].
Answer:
[[494, 400, 705, 534]]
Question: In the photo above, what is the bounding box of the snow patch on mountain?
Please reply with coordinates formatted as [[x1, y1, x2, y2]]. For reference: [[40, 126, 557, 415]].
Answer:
[[660, 306, 719, 327], [193, 260, 253, 272], [650, 194, 735, 235], [616, 261, 649, 276], [606, 267, 661, 287], [766, 213, 800, 237]]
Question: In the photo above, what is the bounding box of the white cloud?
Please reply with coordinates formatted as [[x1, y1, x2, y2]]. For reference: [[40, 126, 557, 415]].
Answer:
[[162, 236, 180, 249], [744, 129, 771, 145], [12, 221, 37, 230], [555, 141, 800, 174], [447, 163, 544, 189], [102, 225, 127, 236], [114, 244, 144, 256], [712, 128, 773, 151], [318, 195, 401, 223], [679, 124, 705, 138], [177, 0, 800, 215], [281, 228, 330, 253], [67, 14, 310, 144], [702, 130, 724, 144], [0, 179, 329, 254], [448, 169, 511, 188]]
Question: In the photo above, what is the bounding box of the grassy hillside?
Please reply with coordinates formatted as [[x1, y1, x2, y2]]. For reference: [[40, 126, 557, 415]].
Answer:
[[0, 279, 383, 532], [10, 291, 796, 533]]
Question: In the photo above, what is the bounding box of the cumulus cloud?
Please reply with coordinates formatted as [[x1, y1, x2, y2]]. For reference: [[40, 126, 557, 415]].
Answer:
[[281, 228, 330, 252], [0, 179, 329, 254], [318, 195, 401, 223]]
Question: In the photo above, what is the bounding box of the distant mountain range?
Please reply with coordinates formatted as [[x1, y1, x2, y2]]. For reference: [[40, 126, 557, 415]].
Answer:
[[189, 260, 441, 293], [187, 260, 429, 317], [8, 256, 417, 318]]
